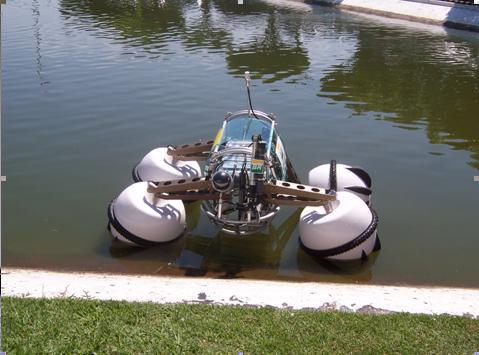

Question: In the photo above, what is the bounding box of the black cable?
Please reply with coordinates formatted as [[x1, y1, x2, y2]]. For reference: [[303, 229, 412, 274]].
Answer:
[[247, 85, 260, 119]]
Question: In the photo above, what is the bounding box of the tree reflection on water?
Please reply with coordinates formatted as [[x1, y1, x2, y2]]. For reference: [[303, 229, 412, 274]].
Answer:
[[319, 27, 479, 169]]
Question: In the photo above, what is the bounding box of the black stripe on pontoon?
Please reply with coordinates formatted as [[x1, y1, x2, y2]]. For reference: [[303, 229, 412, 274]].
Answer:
[[107, 200, 161, 247], [131, 164, 142, 182], [300, 207, 379, 258], [346, 167, 372, 188], [345, 186, 372, 196], [373, 234, 381, 251], [329, 160, 337, 192]]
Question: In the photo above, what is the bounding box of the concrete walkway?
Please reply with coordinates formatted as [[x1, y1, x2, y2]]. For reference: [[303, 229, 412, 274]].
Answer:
[[311, 0, 479, 32], [2, 268, 479, 317]]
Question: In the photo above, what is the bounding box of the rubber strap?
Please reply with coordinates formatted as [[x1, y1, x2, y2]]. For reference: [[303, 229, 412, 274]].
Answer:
[[346, 167, 372, 188], [361, 250, 368, 261], [329, 159, 337, 192], [107, 200, 162, 247], [345, 186, 372, 196], [131, 164, 142, 182], [301, 207, 379, 258], [373, 234, 381, 251]]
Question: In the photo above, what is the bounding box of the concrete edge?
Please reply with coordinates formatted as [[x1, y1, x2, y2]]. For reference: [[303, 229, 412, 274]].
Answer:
[[308, 0, 479, 32], [2, 268, 478, 318]]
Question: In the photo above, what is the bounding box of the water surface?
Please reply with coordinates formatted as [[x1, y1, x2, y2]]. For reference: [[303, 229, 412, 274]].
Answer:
[[3, 0, 479, 287]]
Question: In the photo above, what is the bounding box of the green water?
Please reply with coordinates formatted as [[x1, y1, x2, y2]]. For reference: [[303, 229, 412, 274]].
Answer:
[[3, 0, 479, 286]]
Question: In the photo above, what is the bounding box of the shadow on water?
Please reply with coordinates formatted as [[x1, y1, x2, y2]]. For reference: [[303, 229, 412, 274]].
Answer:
[[176, 208, 303, 278], [296, 247, 378, 282], [109, 203, 378, 281], [108, 204, 300, 276]]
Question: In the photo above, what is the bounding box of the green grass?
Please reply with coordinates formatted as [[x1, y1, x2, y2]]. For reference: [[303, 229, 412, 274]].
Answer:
[[2, 297, 479, 354]]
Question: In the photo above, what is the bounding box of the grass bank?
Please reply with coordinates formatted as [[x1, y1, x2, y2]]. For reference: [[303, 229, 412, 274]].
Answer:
[[2, 297, 479, 353]]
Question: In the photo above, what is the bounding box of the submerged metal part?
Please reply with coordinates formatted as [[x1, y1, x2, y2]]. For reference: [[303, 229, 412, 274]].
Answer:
[[202, 201, 280, 235]]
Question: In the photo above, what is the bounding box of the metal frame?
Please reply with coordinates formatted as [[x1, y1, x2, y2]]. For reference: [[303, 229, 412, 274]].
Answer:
[[147, 109, 336, 235], [224, 110, 276, 123]]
